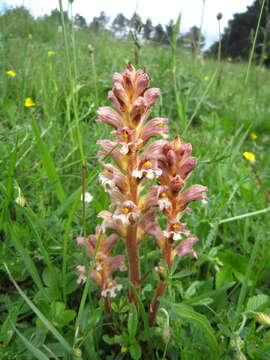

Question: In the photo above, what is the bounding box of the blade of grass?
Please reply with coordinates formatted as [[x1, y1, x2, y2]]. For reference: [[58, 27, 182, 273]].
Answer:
[[237, 234, 261, 312], [30, 115, 66, 203], [8, 223, 48, 300], [219, 206, 270, 224], [21, 207, 59, 294], [11, 323, 50, 360], [4, 264, 74, 355]]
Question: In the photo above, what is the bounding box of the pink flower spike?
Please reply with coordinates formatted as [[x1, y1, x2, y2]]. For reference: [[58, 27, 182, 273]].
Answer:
[[175, 235, 198, 259]]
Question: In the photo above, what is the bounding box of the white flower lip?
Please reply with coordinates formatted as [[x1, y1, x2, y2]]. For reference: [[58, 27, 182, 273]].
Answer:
[[81, 192, 93, 203]]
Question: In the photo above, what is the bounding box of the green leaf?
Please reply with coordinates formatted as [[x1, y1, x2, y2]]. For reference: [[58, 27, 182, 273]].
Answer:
[[162, 300, 219, 357], [129, 343, 142, 360], [12, 325, 50, 360], [216, 265, 233, 288], [8, 223, 47, 298], [4, 264, 74, 355], [128, 304, 138, 340], [246, 294, 269, 312], [51, 301, 76, 327]]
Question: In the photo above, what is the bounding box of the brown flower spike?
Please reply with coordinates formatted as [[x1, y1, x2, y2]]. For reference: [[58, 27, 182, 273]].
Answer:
[[76, 63, 207, 325]]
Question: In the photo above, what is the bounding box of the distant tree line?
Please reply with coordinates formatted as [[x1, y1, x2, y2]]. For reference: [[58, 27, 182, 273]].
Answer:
[[0, 6, 205, 53], [209, 0, 270, 60]]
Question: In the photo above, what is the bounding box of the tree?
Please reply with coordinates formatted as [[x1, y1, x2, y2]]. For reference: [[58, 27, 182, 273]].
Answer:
[[112, 13, 129, 36], [143, 18, 154, 41], [208, 0, 270, 59], [89, 11, 109, 33], [165, 20, 174, 44], [74, 13, 87, 28], [181, 26, 205, 52], [0, 6, 35, 37], [153, 23, 166, 44]]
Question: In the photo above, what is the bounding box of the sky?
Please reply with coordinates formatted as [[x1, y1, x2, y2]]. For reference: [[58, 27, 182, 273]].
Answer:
[[4, 0, 255, 47]]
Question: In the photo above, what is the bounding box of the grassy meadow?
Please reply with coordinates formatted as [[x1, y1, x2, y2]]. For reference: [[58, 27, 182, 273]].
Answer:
[[1, 7, 270, 360]]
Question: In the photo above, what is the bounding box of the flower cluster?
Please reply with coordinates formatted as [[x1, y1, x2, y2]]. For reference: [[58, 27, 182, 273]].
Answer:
[[76, 63, 207, 320], [76, 226, 125, 298]]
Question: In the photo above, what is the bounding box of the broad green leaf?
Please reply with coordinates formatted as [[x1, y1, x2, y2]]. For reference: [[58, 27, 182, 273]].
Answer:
[[129, 342, 142, 360], [246, 294, 269, 312], [162, 299, 219, 356], [216, 265, 233, 288]]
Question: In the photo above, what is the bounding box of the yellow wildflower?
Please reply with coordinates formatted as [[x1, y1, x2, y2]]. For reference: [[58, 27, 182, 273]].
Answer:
[[204, 76, 209, 81], [47, 50, 56, 57], [24, 97, 36, 107], [263, 55, 269, 60], [243, 152, 255, 162], [6, 70, 16, 77], [227, 57, 232, 62], [28, 33, 32, 39], [250, 133, 257, 140]]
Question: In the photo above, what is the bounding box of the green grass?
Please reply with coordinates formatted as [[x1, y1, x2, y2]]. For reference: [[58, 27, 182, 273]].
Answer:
[[1, 8, 270, 360]]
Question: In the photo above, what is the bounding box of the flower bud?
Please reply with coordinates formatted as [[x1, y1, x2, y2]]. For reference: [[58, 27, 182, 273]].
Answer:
[[256, 312, 270, 327], [15, 196, 26, 207], [162, 327, 171, 342], [217, 12, 223, 20]]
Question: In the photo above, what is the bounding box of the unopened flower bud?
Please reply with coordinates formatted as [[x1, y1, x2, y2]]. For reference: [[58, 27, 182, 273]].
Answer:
[[235, 352, 247, 360], [73, 348, 82, 357], [256, 312, 270, 327], [162, 327, 171, 342], [15, 196, 26, 207], [87, 44, 94, 55], [217, 12, 223, 20]]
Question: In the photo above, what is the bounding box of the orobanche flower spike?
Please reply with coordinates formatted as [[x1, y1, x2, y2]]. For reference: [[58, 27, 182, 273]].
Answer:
[[76, 62, 207, 325]]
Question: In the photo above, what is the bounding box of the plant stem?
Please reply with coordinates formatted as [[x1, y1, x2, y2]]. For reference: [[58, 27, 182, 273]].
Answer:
[[245, 0, 266, 83], [126, 152, 140, 303], [149, 241, 172, 325], [127, 222, 140, 302], [149, 281, 167, 326]]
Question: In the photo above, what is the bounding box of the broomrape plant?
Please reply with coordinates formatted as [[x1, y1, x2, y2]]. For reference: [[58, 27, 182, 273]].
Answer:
[[76, 63, 207, 325]]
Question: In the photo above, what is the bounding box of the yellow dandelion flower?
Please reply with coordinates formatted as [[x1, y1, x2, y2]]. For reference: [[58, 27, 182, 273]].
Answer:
[[24, 97, 36, 107], [250, 133, 257, 140], [6, 70, 16, 77], [204, 76, 209, 81], [243, 152, 255, 162], [263, 55, 269, 60], [28, 33, 32, 39], [47, 50, 56, 57], [227, 57, 232, 62]]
